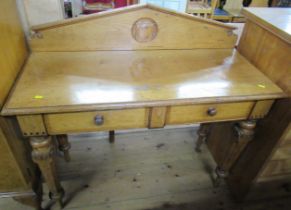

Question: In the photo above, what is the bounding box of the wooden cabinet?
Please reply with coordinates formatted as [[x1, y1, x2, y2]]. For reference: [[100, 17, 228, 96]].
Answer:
[[238, 8, 291, 182], [225, 8, 291, 200], [0, 119, 31, 192], [0, 0, 41, 209]]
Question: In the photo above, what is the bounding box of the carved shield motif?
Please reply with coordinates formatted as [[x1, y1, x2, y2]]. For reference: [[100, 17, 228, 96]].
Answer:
[[132, 18, 158, 43]]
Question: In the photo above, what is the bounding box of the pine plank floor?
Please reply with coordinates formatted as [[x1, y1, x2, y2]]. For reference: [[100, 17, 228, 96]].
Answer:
[[0, 126, 290, 210]]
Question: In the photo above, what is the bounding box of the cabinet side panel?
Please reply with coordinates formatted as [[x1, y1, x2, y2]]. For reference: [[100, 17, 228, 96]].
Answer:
[[238, 21, 291, 95], [0, 0, 28, 107], [228, 17, 291, 199]]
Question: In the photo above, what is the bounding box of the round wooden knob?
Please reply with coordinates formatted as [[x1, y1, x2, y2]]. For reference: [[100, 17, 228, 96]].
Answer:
[[207, 107, 217, 116], [94, 115, 104, 125]]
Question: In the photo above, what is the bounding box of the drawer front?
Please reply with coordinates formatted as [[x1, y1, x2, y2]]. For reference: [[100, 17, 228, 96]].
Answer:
[[166, 102, 254, 125], [44, 108, 149, 134]]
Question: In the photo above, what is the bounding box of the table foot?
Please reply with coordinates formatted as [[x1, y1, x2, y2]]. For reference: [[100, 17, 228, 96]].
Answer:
[[109, 130, 115, 143], [49, 187, 65, 209], [214, 166, 228, 187]]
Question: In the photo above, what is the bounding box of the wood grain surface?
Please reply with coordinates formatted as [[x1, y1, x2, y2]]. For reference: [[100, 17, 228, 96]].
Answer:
[[44, 108, 149, 134], [167, 102, 253, 124], [0, 0, 27, 107], [242, 8, 291, 44], [2, 49, 284, 115], [29, 4, 237, 51], [231, 8, 291, 196]]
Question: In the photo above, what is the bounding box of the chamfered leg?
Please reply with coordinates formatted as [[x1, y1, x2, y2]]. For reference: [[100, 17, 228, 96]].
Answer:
[[213, 120, 257, 187], [195, 124, 210, 152], [56, 134, 71, 162], [109, 130, 115, 143]]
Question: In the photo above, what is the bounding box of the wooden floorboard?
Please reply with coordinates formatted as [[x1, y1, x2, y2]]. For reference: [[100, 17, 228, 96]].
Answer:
[[0, 126, 290, 210]]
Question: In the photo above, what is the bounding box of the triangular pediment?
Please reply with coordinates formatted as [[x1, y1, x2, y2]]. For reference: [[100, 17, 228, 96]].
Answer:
[[30, 4, 237, 51]]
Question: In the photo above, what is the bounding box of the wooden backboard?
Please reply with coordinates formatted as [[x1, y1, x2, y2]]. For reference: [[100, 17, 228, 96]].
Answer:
[[30, 4, 237, 51]]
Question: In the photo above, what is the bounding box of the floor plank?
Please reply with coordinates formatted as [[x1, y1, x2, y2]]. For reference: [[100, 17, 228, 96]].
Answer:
[[0, 126, 290, 210]]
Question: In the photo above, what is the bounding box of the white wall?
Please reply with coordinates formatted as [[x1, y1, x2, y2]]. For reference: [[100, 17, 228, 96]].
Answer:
[[22, 0, 65, 27], [16, 0, 30, 36], [71, 0, 83, 17]]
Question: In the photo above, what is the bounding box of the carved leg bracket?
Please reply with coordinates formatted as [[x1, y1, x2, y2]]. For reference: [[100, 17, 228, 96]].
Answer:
[[195, 124, 210, 152], [30, 136, 65, 208], [234, 120, 257, 142], [56, 135, 71, 162]]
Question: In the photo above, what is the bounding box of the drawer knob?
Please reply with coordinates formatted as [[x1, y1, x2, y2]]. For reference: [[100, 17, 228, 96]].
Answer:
[[207, 107, 217, 116], [94, 115, 104, 125]]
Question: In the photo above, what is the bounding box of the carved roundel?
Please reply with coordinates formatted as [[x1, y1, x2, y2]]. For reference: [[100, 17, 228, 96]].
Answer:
[[132, 18, 158, 43]]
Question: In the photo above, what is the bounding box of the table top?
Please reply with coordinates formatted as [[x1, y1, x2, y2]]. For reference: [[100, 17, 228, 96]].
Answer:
[[242, 8, 291, 43], [2, 49, 284, 115]]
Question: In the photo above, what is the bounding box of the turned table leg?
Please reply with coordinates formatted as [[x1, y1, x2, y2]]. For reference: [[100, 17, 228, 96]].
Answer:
[[56, 135, 71, 162], [195, 124, 210, 152], [29, 136, 64, 208], [109, 130, 115, 143], [13, 154, 43, 210], [214, 120, 257, 187]]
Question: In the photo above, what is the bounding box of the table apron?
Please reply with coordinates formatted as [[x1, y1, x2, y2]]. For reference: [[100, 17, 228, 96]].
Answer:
[[16, 100, 274, 136]]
